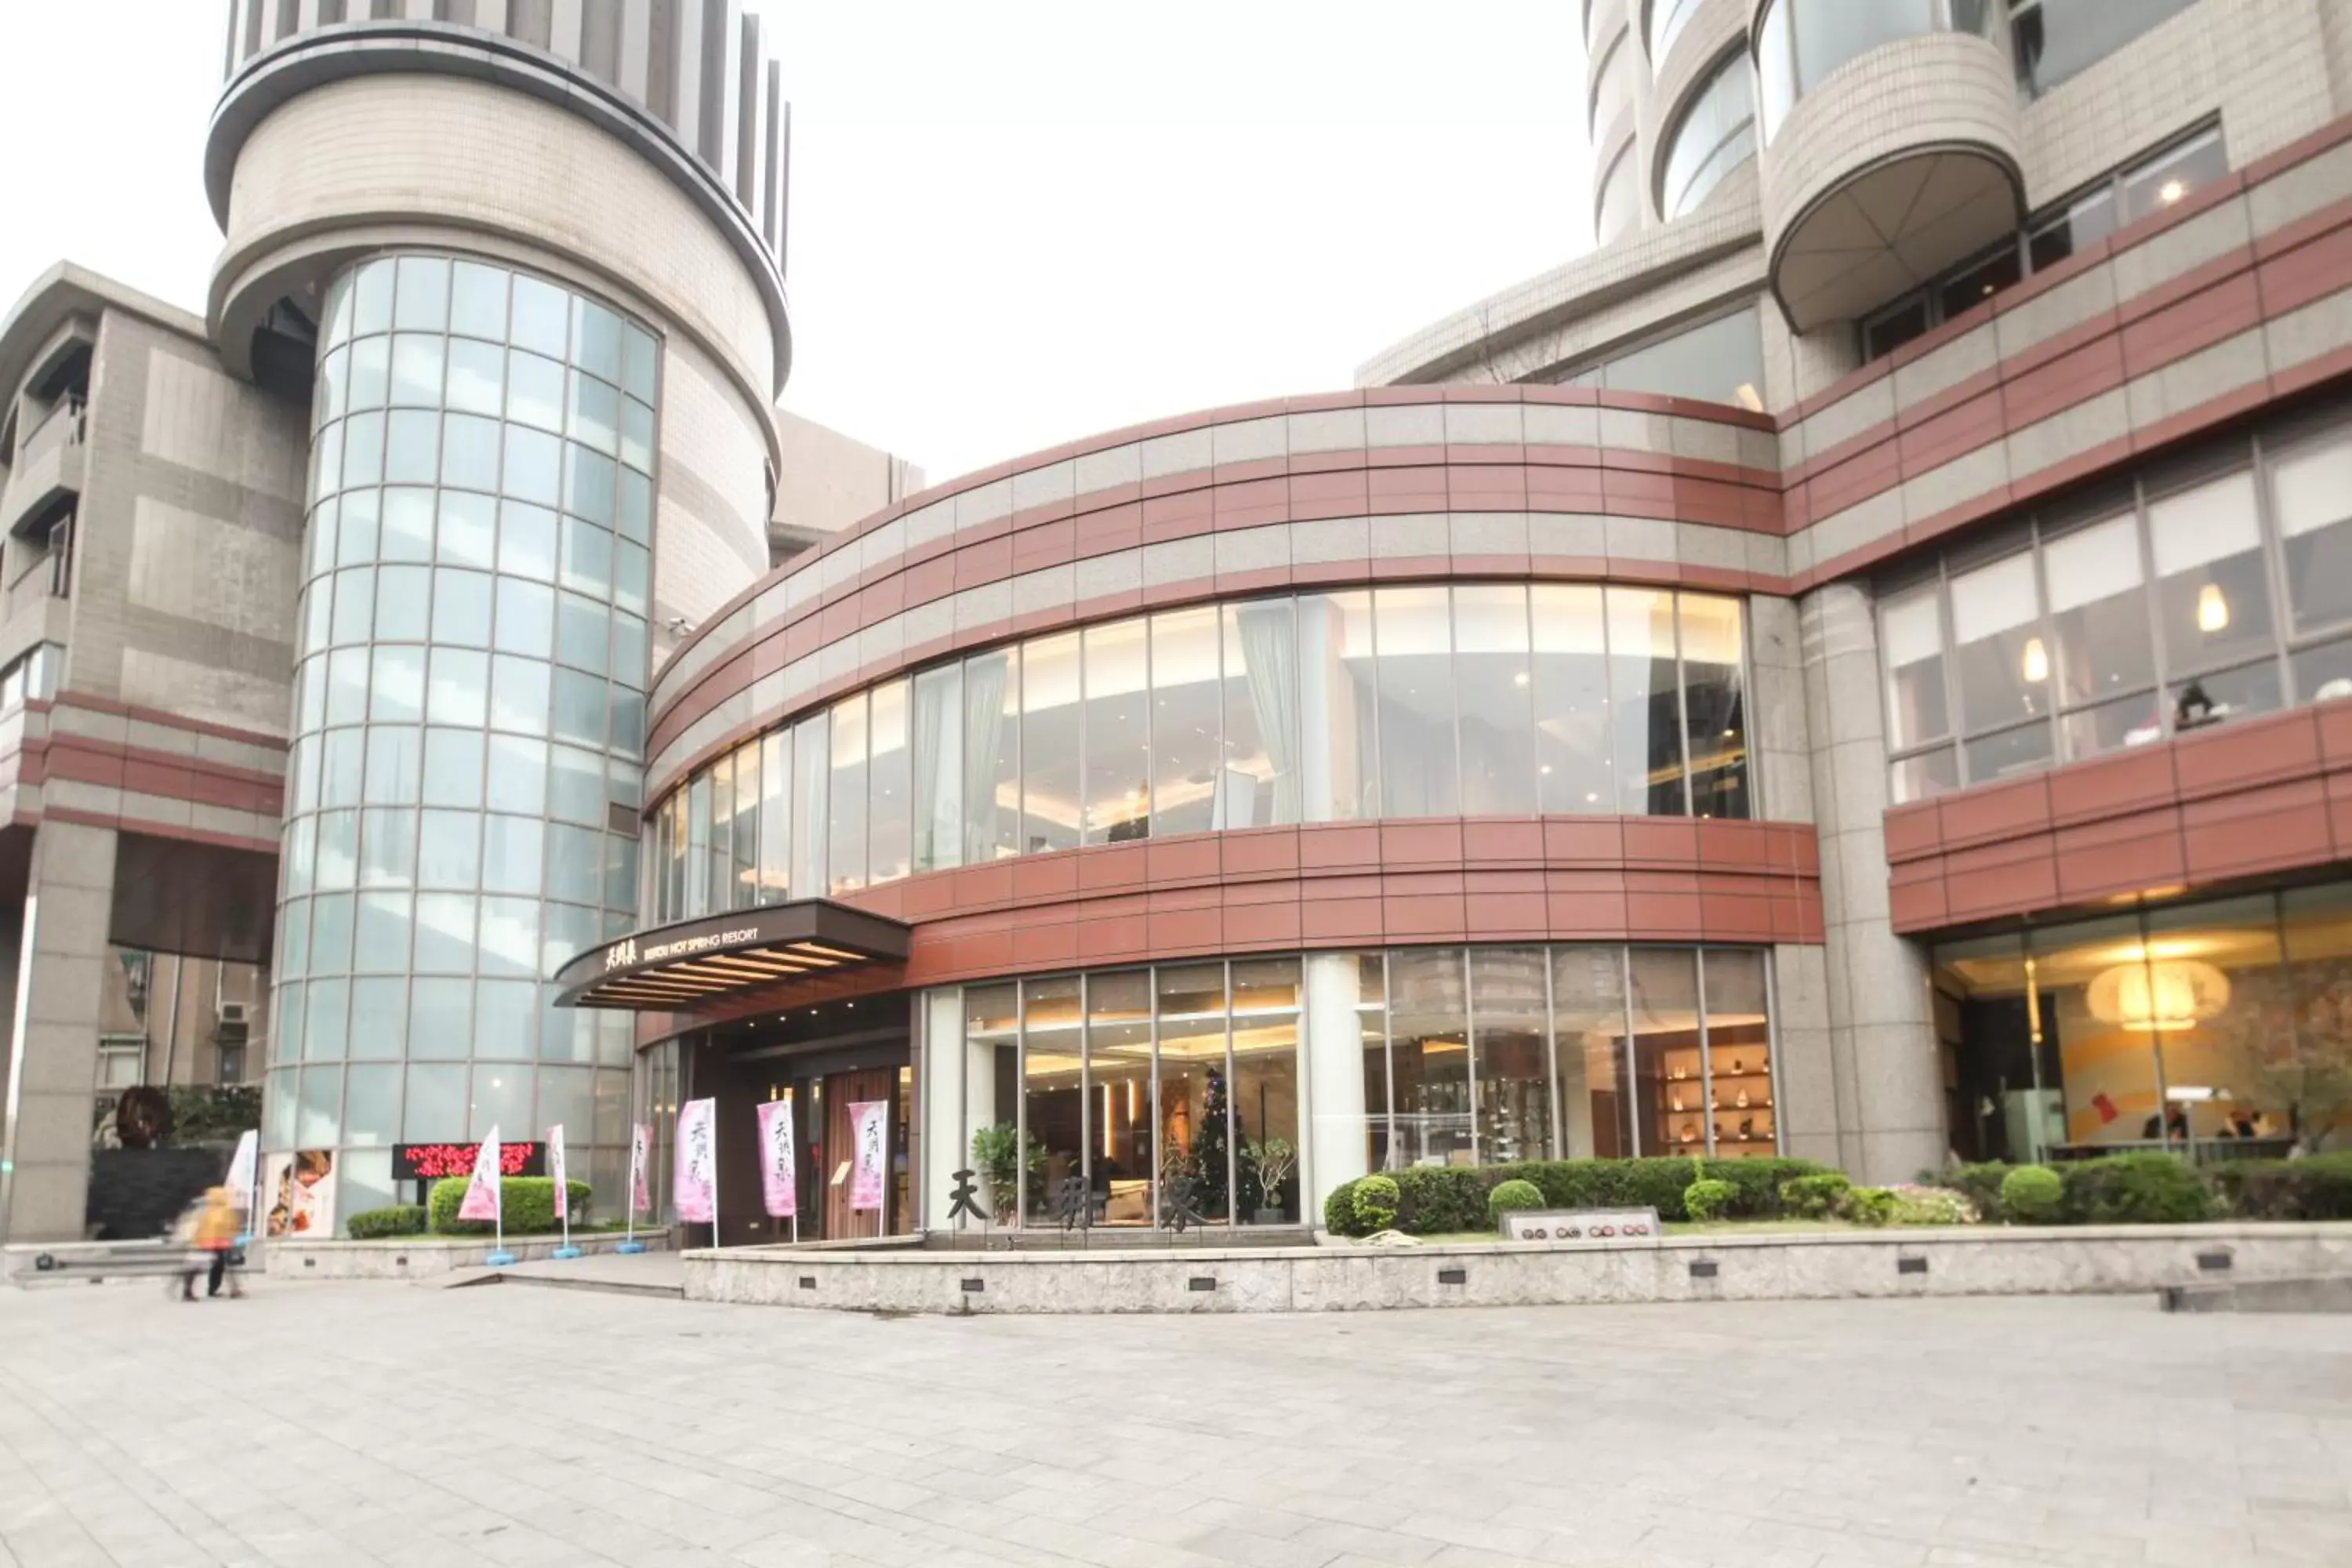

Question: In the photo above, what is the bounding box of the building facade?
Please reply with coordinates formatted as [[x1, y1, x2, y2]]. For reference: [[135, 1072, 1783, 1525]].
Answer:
[[7, 0, 2352, 1243]]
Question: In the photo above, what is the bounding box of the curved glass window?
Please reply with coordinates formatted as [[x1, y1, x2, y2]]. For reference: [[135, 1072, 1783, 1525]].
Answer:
[[1555, 303, 1766, 413], [1659, 53, 1756, 220], [1588, 26, 1635, 138], [272, 254, 648, 1225], [1755, 0, 1998, 145], [920, 942, 1780, 1235], [1646, 0, 1704, 70], [648, 586, 1751, 924], [1595, 143, 1641, 247]]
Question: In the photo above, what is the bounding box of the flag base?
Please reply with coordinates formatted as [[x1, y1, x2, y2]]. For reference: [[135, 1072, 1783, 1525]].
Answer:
[[485, 1250, 517, 1267], [615, 1240, 647, 1254], [550, 1246, 581, 1260]]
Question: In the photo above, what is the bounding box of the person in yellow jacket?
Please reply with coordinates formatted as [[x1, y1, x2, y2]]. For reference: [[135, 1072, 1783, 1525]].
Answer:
[[189, 1186, 245, 1301]]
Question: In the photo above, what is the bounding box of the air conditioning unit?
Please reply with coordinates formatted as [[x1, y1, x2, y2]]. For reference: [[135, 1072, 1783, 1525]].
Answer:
[[217, 1001, 249, 1026]]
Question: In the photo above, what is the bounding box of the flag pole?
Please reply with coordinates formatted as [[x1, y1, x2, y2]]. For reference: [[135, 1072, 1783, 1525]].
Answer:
[[618, 1123, 647, 1254]]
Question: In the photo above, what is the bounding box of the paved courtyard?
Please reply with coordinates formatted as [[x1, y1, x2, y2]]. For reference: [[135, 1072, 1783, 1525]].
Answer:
[[2, 1274, 2349, 1568]]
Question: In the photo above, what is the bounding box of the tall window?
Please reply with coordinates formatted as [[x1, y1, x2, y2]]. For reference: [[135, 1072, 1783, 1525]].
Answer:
[[1658, 51, 1755, 220], [1882, 412, 2352, 802]]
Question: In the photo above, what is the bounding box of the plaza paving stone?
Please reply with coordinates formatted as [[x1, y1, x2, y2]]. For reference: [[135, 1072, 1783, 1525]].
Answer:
[[2, 1276, 2350, 1566]]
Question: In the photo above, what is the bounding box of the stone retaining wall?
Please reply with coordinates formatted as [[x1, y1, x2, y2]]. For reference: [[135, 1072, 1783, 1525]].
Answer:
[[265, 1231, 670, 1281], [683, 1225, 2352, 1314]]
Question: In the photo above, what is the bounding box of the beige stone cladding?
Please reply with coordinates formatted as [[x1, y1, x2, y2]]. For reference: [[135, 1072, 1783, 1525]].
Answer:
[[772, 408, 924, 551], [0, 820, 118, 1241], [67, 311, 305, 739], [653, 333, 772, 666], [214, 73, 777, 439], [2017, 0, 2347, 210]]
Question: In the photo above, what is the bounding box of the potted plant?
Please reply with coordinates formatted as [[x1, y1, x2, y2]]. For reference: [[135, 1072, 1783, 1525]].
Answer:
[[1247, 1138, 1295, 1225], [969, 1123, 1029, 1224]]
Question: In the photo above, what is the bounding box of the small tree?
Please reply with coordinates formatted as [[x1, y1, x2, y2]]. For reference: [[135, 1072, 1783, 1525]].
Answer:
[[2212, 960, 2352, 1152]]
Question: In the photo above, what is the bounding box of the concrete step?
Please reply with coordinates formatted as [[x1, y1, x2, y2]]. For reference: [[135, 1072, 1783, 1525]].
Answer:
[[2161, 1276, 2352, 1313]]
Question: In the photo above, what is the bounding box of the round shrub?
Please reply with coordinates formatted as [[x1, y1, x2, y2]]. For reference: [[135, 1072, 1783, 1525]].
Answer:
[[1998, 1164, 2063, 1225], [345, 1204, 426, 1240], [1323, 1178, 1369, 1236], [1888, 1184, 1978, 1225], [427, 1176, 590, 1236], [1486, 1178, 1544, 1227], [1351, 1174, 1401, 1234], [1682, 1178, 1735, 1223], [1841, 1186, 1898, 1227], [1779, 1171, 1852, 1219]]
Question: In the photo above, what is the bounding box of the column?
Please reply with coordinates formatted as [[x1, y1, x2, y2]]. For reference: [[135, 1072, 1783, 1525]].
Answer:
[[0, 822, 119, 1241], [1302, 952, 1367, 1226], [1798, 582, 1945, 1181]]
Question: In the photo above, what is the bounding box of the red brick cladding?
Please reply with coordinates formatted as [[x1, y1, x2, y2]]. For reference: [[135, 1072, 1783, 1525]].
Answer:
[[659, 815, 1822, 1029], [1883, 706, 2352, 932]]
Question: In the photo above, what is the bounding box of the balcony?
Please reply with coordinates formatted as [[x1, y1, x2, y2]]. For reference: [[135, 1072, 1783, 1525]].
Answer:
[[1756, 7, 2023, 332], [2, 396, 85, 539]]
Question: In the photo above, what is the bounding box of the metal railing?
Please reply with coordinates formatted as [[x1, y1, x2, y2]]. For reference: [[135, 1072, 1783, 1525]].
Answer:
[[13, 395, 85, 467]]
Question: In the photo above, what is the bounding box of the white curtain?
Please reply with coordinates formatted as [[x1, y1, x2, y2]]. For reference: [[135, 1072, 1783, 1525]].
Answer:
[[1233, 602, 1301, 826], [960, 653, 1009, 866], [911, 667, 962, 873]]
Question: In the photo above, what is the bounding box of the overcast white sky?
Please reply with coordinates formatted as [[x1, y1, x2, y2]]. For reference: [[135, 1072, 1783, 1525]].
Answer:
[[0, 2, 1590, 484]]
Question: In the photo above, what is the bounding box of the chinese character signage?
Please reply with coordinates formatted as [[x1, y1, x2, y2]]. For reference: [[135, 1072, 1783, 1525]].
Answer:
[[674, 1098, 717, 1223], [756, 1098, 797, 1219], [848, 1101, 887, 1212]]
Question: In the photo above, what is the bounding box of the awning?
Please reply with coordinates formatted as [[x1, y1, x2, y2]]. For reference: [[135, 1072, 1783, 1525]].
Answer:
[[552, 900, 910, 1012]]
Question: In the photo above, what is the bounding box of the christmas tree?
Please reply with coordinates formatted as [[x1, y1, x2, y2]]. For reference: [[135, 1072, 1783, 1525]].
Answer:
[[1193, 1068, 1232, 1220]]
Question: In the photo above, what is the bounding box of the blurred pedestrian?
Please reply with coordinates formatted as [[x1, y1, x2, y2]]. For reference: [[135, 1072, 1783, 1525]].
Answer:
[[193, 1186, 245, 1299]]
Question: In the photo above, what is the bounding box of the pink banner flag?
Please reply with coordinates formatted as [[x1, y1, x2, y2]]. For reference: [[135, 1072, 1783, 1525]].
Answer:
[[674, 1098, 717, 1223], [458, 1129, 502, 1222], [629, 1122, 652, 1216], [757, 1098, 797, 1218], [848, 1101, 887, 1211]]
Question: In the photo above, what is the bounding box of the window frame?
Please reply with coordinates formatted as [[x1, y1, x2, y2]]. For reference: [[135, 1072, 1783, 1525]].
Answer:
[[1654, 45, 1757, 223], [1879, 413, 2347, 803], [1860, 123, 2226, 362]]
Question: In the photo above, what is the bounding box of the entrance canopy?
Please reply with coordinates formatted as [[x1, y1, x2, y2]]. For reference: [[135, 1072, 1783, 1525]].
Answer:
[[552, 900, 909, 1012]]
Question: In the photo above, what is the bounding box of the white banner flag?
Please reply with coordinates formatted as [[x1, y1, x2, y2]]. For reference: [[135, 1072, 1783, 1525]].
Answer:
[[226, 1130, 259, 1207], [547, 1123, 568, 1209]]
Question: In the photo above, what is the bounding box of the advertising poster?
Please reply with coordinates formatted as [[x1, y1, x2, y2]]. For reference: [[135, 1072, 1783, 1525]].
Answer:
[[674, 1098, 717, 1223], [264, 1149, 336, 1238], [848, 1101, 887, 1211], [630, 1122, 652, 1216], [756, 1098, 797, 1218], [458, 1129, 503, 1222]]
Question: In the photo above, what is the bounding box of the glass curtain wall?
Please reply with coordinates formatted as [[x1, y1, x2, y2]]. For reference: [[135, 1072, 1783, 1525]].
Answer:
[[271, 254, 652, 1224], [1933, 883, 2352, 1163], [921, 942, 1779, 1231], [651, 586, 1752, 924], [1879, 412, 2352, 804]]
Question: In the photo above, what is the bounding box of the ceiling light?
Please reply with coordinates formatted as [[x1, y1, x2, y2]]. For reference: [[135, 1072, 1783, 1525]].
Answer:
[[2020, 637, 2049, 684], [2198, 583, 2229, 633], [2158, 178, 2187, 205]]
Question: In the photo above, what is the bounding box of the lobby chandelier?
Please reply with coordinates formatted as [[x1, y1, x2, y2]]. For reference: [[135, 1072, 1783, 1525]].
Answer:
[[2085, 958, 2230, 1032]]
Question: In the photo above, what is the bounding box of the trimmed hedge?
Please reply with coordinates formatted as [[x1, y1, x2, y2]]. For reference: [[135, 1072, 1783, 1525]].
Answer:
[[2059, 1153, 2212, 1225], [427, 1176, 590, 1236], [345, 1204, 426, 1240], [1842, 1187, 1897, 1226], [1323, 1156, 1830, 1236], [1947, 1161, 2016, 1223], [1682, 1178, 1734, 1221], [2220, 1152, 2352, 1220], [1779, 1172, 1850, 1218]]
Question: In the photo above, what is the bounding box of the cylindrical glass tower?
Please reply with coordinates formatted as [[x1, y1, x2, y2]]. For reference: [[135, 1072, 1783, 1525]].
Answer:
[[266, 253, 654, 1223]]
